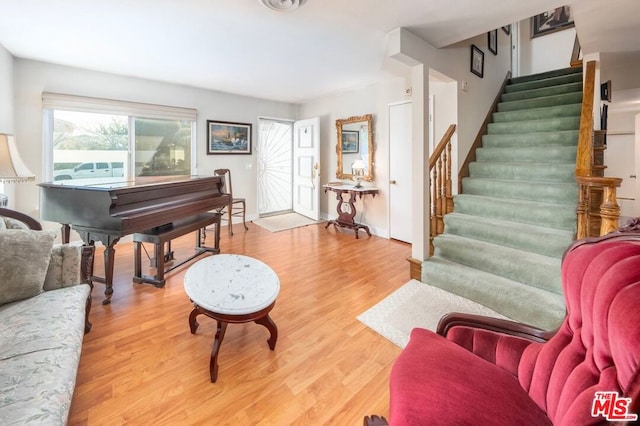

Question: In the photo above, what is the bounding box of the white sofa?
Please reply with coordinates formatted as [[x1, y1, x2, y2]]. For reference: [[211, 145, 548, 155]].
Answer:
[[0, 208, 94, 425]]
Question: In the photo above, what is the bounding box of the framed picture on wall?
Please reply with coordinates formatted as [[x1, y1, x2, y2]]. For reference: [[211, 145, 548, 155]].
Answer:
[[470, 44, 484, 78], [488, 29, 498, 55], [206, 120, 252, 154], [341, 130, 359, 153], [502, 25, 511, 35], [531, 6, 574, 38]]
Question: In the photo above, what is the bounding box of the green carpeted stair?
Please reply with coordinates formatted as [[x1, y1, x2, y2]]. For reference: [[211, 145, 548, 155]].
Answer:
[[422, 66, 583, 330]]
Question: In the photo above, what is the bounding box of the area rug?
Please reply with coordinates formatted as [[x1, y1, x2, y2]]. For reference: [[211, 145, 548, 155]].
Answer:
[[357, 279, 510, 348], [253, 212, 324, 233]]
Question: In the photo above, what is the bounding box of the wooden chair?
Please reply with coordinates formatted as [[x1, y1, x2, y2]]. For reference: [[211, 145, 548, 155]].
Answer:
[[214, 168, 248, 236]]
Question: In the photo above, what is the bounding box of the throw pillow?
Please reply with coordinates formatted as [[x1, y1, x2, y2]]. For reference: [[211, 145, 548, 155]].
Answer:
[[0, 217, 30, 229], [0, 229, 56, 305]]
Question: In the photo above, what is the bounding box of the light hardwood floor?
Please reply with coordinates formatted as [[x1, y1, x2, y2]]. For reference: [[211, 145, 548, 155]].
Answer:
[[68, 220, 411, 425]]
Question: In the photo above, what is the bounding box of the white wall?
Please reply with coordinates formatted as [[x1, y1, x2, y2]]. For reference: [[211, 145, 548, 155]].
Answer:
[[299, 77, 409, 237], [13, 59, 297, 219], [518, 18, 576, 75], [600, 52, 640, 218], [0, 44, 14, 204]]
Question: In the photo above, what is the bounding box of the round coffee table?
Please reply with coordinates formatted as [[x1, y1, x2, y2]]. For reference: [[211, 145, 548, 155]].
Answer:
[[184, 254, 280, 383]]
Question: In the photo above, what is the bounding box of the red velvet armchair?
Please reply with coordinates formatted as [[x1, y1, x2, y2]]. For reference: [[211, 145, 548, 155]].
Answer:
[[367, 222, 640, 425]]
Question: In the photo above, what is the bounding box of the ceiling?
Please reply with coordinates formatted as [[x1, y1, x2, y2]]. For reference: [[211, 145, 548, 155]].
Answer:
[[0, 0, 637, 104]]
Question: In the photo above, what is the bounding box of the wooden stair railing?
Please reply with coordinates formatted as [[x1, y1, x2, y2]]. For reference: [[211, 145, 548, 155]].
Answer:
[[429, 124, 457, 255], [575, 60, 622, 238], [570, 35, 582, 68]]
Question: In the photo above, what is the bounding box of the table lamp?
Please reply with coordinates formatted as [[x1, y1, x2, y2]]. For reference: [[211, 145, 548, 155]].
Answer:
[[351, 159, 365, 188], [0, 134, 35, 206]]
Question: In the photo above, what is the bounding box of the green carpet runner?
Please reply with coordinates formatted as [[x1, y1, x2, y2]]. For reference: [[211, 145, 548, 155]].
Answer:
[[422, 66, 582, 330]]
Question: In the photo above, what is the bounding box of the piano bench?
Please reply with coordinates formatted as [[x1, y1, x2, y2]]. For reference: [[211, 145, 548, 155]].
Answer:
[[133, 212, 221, 288]]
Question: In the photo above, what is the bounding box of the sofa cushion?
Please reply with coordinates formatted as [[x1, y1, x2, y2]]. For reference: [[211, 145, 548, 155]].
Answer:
[[389, 327, 552, 426], [0, 284, 90, 425], [0, 229, 55, 305]]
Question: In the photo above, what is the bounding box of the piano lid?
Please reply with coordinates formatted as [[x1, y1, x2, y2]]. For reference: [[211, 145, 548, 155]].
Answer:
[[39, 174, 213, 191], [39, 174, 230, 235]]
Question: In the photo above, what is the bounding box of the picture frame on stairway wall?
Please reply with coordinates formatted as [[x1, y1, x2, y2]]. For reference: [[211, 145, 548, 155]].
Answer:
[[531, 6, 574, 38], [470, 45, 484, 78], [488, 29, 497, 55]]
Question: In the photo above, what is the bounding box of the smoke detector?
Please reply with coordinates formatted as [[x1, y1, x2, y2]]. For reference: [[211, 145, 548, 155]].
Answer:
[[259, 0, 307, 12]]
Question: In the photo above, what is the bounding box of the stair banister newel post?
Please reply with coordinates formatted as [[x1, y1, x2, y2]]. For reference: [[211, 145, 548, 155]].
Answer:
[[600, 181, 623, 235], [446, 141, 453, 213], [574, 61, 622, 238]]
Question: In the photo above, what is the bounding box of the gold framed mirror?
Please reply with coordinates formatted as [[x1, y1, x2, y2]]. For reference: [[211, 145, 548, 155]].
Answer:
[[335, 114, 373, 182]]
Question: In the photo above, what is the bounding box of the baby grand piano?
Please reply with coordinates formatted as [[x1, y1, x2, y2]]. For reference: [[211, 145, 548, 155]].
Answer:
[[39, 175, 231, 304]]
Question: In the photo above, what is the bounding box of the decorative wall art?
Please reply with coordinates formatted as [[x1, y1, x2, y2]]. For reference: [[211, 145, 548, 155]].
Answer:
[[470, 45, 484, 78], [341, 130, 359, 153], [488, 29, 498, 55], [502, 25, 511, 35], [531, 6, 574, 38], [206, 120, 252, 154]]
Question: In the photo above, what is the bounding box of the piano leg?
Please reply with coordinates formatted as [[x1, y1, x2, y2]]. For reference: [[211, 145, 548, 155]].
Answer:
[[102, 241, 118, 304], [61, 224, 71, 244], [80, 231, 121, 305]]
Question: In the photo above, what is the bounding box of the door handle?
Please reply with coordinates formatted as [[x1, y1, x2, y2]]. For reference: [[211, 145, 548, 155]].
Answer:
[[390, 180, 397, 184], [311, 162, 320, 189], [630, 174, 637, 179]]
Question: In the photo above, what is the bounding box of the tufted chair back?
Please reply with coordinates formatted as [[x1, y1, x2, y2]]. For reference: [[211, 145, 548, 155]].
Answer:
[[516, 237, 640, 425]]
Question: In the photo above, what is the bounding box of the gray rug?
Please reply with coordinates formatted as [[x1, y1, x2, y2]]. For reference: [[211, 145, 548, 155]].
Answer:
[[357, 279, 510, 348], [253, 212, 324, 233]]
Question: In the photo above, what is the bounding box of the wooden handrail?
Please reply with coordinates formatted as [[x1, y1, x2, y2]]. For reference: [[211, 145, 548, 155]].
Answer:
[[429, 125, 457, 169], [570, 35, 582, 68], [429, 124, 457, 255]]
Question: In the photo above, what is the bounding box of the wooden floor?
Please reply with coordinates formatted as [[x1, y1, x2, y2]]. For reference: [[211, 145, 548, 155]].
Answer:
[[68, 220, 411, 425]]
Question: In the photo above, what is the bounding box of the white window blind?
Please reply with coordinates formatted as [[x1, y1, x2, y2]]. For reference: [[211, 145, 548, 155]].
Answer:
[[42, 92, 197, 121]]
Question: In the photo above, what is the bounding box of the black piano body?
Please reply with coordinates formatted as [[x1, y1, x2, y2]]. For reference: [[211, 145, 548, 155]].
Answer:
[[39, 175, 231, 304]]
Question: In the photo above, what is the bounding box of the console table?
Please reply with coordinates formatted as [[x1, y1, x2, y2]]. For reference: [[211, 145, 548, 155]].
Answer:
[[323, 184, 379, 238]]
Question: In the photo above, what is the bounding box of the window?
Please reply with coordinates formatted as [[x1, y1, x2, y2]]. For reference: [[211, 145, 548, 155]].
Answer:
[[43, 93, 197, 183]]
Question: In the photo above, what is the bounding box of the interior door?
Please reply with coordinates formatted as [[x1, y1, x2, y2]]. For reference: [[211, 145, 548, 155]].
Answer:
[[389, 102, 412, 243], [293, 117, 320, 220]]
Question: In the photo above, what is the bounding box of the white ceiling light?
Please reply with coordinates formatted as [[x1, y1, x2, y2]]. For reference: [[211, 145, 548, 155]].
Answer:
[[259, 0, 306, 12]]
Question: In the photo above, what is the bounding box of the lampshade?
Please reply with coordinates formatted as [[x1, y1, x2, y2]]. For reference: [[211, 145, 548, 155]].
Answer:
[[0, 134, 35, 183], [352, 159, 365, 172]]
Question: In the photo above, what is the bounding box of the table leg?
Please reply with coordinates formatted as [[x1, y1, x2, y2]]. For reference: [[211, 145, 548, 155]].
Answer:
[[210, 320, 228, 383], [255, 314, 278, 350], [189, 307, 200, 334]]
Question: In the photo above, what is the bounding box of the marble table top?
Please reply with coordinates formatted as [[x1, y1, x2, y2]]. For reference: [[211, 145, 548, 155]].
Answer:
[[184, 254, 280, 315]]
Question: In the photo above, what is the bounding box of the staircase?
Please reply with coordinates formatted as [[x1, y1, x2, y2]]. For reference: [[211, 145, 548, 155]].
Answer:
[[422, 66, 583, 331]]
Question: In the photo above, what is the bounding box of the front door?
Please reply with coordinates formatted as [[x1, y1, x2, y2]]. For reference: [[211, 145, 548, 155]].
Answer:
[[293, 117, 320, 220], [257, 118, 294, 216]]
